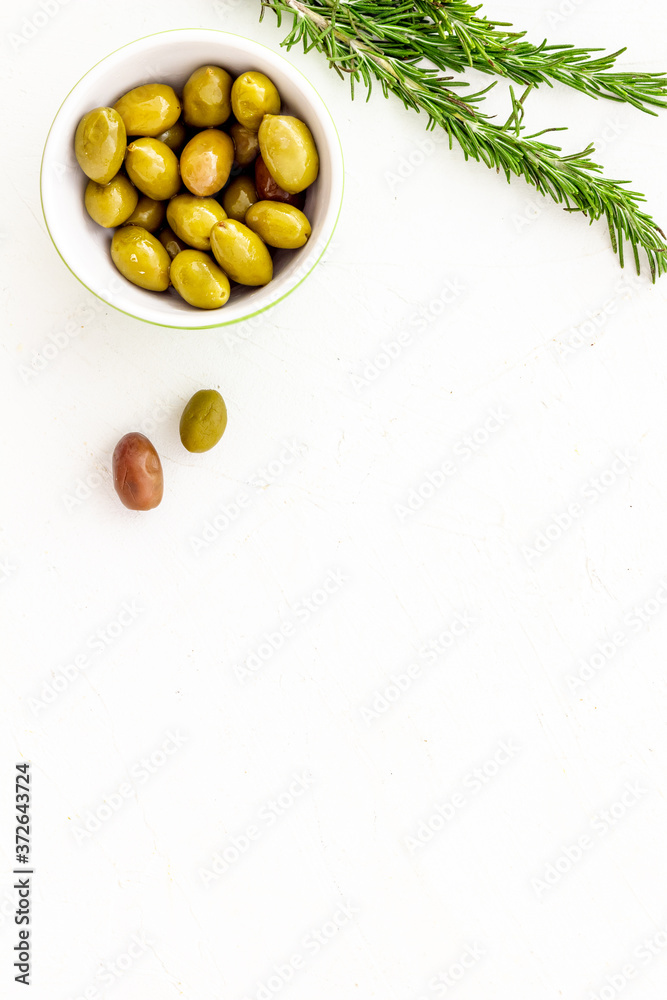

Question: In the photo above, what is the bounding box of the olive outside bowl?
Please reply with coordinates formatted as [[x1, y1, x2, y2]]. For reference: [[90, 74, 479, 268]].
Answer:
[[40, 29, 344, 329]]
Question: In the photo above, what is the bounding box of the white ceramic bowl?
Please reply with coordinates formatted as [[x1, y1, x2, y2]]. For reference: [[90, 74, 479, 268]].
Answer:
[[40, 29, 344, 329]]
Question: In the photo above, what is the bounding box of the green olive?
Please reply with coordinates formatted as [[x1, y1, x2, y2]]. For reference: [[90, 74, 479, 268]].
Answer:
[[183, 65, 232, 127], [113, 83, 181, 137], [180, 389, 228, 451], [122, 196, 166, 232], [84, 175, 138, 228], [110, 226, 171, 291], [166, 194, 227, 251], [155, 121, 187, 153], [230, 122, 260, 168], [245, 201, 311, 249], [210, 219, 273, 286], [222, 177, 258, 222], [74, 107, 126, 184], [125, 138, 181, 200], [180, 129, 234, 197], [170, 252, 231, 310], [158, 226, 189, 259], [231, 71, 281, 131], [258, 115, 319, 194]]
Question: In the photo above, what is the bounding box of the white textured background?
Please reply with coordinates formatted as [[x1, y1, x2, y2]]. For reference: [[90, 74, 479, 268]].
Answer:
[[2, 1, 667, 998]]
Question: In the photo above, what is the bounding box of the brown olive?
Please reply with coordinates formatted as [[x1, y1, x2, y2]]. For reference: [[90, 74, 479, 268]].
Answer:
[[112, 432, 163, 511], [255, 156, 305, 208], [230, 122, 260, 168]]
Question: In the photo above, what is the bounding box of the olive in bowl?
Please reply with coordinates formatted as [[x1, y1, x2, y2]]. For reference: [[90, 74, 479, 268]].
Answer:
[[41, 29, 344, 328]]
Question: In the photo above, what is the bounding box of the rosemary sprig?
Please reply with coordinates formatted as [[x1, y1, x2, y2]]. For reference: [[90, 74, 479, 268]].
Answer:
[[419, 0, 667, 115], [259, 0, 667, 279], [272, 0, 667, 114]]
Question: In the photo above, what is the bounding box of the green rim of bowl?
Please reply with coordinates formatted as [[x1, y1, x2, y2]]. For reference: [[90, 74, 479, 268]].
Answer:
[[39, 27, 345, 330]]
